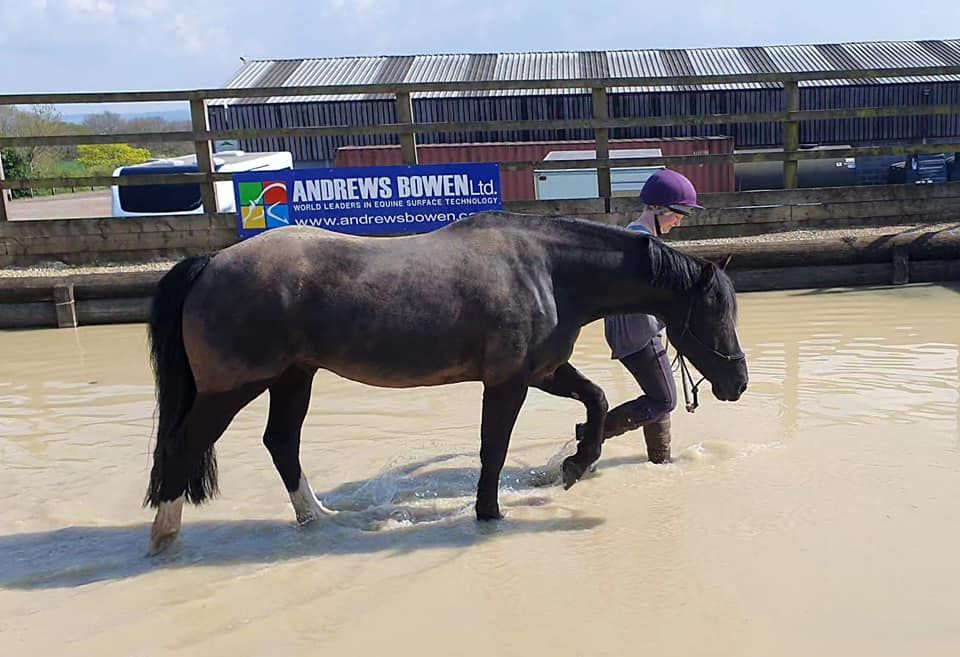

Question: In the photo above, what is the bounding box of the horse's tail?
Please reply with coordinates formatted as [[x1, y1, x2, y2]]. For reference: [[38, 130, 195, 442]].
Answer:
[[144, 253, 213, 509]]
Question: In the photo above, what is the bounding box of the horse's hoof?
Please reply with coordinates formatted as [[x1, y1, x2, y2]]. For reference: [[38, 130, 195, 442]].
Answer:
[[146, 531, 178, 557], [475, 503, 502, 521], [295, 511, 321, 526], [562, 457, 587, 490]]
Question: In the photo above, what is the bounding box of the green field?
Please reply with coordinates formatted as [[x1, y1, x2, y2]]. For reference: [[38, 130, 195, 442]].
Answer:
[[17, 159, 107, 197]]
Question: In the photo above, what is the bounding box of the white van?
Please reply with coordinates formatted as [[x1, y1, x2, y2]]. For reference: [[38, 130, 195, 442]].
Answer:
[[110, 150, 293, 217]]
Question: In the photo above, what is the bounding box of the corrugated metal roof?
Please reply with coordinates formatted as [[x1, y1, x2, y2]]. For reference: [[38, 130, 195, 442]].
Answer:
[[406, 53, 472, 99], [579, 51, 609, 80], [269, 56, 388, 103], [212, 39, 960, 106], [223, 60, 274, 88], [687, 47, 753, 76], [487, 51, 588, 96], [918, 40, 960, 65], [846, 40, 943, 68], [607, 50, 673, 93], [765, 45, 835, 73]]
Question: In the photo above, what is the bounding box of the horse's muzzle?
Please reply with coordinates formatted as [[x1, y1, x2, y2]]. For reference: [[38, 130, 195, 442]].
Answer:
[[715, 380, 748, 402]]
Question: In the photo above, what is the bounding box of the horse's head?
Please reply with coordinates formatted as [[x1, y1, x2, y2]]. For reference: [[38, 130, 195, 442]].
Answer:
[[665, 260, 748, 402]]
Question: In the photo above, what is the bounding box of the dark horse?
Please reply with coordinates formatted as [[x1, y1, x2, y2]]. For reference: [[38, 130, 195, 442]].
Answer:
[[143, 212, 748, 554]]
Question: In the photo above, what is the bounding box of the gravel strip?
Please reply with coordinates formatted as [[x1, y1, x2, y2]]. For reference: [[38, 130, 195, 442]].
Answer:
[[2, 222, 958, 279], [677, 221, 960, 247], [0, 258, 181, 279]]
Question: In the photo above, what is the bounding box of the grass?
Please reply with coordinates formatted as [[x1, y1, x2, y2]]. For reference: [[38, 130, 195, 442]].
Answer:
[[16, 149, 193, 198], [15, 159, 106, 198], [50, 160, 87, 176]]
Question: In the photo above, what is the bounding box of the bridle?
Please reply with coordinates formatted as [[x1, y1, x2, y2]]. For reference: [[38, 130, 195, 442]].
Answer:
[[675, 296, 746, 363], [668, 254, 745, 412]]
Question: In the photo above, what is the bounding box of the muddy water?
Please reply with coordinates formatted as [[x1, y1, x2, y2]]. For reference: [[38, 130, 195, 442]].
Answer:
[[1, 283, 959, 657]]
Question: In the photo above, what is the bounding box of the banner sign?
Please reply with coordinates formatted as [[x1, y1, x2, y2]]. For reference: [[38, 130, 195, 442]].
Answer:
[[233, 162, 502, 239]]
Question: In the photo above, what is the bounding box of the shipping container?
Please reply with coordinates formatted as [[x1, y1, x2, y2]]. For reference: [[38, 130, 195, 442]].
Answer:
[[534, 149, 665, 199], [333, 137, 735, 200]]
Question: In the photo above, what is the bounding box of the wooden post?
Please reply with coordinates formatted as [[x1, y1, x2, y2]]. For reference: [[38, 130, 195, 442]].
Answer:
[[893, 245, 910, 285], [783, 81, 800, 189], [0, 149, 10, 222], [190, 97, 219, 213], [54, 284, 78, 328], [592, 87, 612, 210], [396, 92, 418, 165]]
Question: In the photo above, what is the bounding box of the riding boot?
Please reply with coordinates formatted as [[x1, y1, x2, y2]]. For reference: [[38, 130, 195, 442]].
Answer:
[[575, 398, 663, 442], [642, 416, 672, 464]]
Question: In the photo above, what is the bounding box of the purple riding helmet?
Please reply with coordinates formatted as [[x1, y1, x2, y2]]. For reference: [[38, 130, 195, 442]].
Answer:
[[639, 168, 703, 235], [639, 168, 703, 211]]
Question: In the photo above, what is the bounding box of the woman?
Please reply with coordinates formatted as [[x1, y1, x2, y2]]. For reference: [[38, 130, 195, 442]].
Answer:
[[577, 168, 703, 464]]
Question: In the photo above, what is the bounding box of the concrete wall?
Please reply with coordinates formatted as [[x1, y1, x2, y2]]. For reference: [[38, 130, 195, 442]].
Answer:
[[3, 183, 960, 267]]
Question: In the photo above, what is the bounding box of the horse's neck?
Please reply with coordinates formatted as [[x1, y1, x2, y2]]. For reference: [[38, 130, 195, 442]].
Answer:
[[551, 234, 687, 323]]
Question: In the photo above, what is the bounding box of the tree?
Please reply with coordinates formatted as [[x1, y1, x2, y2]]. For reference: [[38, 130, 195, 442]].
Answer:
[[81, 111, 127, 135], [82, 111, 193, 157], [0, 106, 20, 137], [126, 116, 193, 157], [0, 105, 70, 182], [76, 143, 152, 176], [0, 148, 27, 177], [0, 148, 30, 198]]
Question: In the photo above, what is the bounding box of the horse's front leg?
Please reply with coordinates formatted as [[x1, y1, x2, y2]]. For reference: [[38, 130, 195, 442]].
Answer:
[[476, 375, 529, 521], [533, 362, 609, 489]]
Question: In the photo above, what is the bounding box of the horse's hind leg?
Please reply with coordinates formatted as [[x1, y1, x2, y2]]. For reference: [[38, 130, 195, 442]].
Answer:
[[476, 376, 529, 521], [533, 363, 608, 489], [148, 382, 268, 555], [262, 366, 336, 524]]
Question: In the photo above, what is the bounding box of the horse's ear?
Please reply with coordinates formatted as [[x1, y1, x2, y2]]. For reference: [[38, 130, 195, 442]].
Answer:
[[706, 255, 732, 270]]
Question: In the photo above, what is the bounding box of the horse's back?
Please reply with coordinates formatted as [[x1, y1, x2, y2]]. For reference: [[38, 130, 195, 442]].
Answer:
[[180, 221, 563, 390]]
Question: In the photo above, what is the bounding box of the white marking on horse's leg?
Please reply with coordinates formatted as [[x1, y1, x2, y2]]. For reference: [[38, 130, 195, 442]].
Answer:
[[289, 473, 338, 524], [147, 495, 184, 556]]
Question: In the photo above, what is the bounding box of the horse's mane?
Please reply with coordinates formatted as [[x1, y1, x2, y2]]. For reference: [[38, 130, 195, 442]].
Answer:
[[451, 212, 736, 317], [452, 210, 636, 245], [646, 236, 705, 292], [646, 230, 739, 321]]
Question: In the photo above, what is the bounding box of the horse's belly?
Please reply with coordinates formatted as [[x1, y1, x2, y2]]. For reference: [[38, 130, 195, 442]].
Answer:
[[302, 330, 471, 381], [315, 356, 478, 389]]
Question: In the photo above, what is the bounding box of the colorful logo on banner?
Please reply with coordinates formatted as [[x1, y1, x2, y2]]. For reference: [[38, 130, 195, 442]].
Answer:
[[232, 162, 502, 239], [237, 180, 289, 230]]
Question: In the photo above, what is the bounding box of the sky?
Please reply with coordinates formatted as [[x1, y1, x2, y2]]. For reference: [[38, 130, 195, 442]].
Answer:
[[1, 0, 959, 115]]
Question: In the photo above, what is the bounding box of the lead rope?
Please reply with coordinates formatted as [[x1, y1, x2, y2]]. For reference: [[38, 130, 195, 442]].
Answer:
[[667, 253, 734, 414], [670, 348, 704, 413]]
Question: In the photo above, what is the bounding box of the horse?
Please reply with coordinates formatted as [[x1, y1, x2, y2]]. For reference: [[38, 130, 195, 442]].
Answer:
[[143, 211, 748, 555]]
